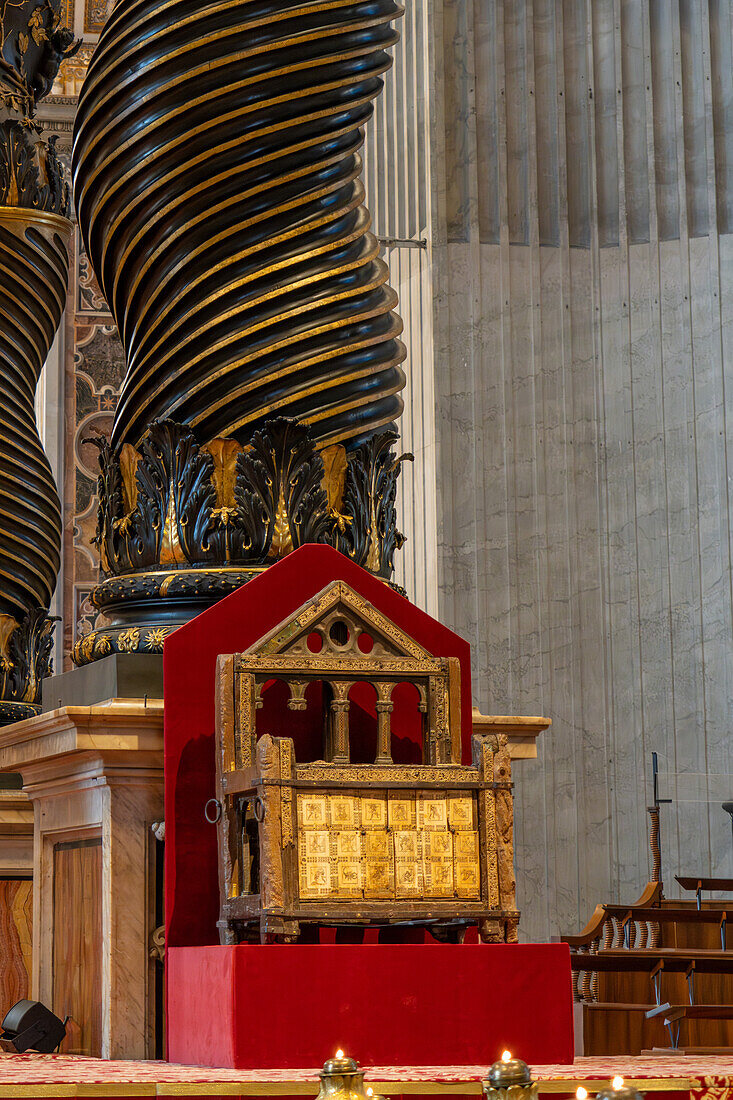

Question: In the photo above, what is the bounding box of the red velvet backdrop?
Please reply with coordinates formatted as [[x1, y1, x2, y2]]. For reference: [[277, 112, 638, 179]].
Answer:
[[163, 545, 473, 949]]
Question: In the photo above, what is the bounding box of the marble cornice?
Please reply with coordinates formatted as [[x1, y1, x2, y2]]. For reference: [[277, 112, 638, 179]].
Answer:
[[0, 699, 164, 783]]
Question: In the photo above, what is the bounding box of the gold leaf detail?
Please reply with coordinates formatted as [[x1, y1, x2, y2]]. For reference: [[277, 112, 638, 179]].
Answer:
[[76, 632, 96, 664], [119, 443, 140, 517], [366, 511, 381, 572], [203, 437, 242, 521], [117, 628, 140, 653], [321, 445, 347, 513], [159, 487, 186, 565], [159, 574, 176, 597], [28, 9, 47, 44], [268, 482, 293, 559], [144, 628, 169, 651]]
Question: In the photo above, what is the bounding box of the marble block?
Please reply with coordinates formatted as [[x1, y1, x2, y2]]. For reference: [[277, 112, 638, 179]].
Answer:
[[0, 700, 164, 1059]]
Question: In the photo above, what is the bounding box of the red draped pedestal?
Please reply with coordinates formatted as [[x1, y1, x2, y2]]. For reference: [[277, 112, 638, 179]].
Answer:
[[166, 943, 574, 1069], [163, 547, 572, 1068]]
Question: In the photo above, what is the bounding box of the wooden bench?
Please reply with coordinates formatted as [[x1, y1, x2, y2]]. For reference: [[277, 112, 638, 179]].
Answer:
[[566, 883, 733, 1053], [601, 905, 729, 949], [562, 882, 662, 948], [676, 876, 733, 909], [571, 948, 733, 973], [644, 1002, 733, 1049]]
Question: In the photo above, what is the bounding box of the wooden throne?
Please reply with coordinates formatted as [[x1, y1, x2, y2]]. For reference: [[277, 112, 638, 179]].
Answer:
[[211, 580, 518, 944]]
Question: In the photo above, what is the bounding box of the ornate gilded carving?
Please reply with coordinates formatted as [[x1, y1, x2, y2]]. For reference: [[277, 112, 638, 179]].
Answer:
[[0, 608, 55, 723], [334, 432, 413, 577], [256, 580, 427, 661], [236, 419, 334, 562], [0, 122, 68, 212], [74, 420, 410, 665], [1, 0, 79, 111], [294, 763, 476, 787], [0, 0, 78, 213], [296, 791, 474, 902]]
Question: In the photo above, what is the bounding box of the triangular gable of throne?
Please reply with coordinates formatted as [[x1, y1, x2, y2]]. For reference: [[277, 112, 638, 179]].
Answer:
[[246, 580, 433, 661]]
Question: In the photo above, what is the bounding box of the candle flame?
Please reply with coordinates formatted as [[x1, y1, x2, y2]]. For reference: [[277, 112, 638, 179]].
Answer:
[[576, 1089, 588, 1100], [501, 1051, 512, 1062], [367, 1090, 373, 1096], [612, 1078, 625, 1090], [336, 1050, 344, 1060]]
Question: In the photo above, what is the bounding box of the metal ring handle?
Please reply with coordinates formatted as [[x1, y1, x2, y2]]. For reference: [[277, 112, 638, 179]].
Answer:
[[253, 796, 266, 823], [204, 798, 222, 824]]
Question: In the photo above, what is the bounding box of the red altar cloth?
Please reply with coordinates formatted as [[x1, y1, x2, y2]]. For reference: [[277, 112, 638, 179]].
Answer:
[[166, 943, 574, 1069], [0, 1051, 727, 1099]]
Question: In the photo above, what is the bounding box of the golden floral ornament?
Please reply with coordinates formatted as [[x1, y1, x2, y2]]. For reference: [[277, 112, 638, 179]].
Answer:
[[76, 631, 96, 664], [117, 627, 140, 652], [28, 7, 47, 44]]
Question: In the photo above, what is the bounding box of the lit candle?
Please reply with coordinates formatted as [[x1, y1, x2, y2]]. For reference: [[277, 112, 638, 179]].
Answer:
[[596, 1076, 645, 1100], [576, 1090, 588, 1100], [487, 1051, 532, 1088], [316, 1050, 366, 1100], [365, 1087, 388, 1100], [483, 1051, 537, 1100], [321, 1050, 358, 1075]]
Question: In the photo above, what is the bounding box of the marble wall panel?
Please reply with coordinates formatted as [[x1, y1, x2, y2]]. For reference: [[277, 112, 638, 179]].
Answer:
[[431, 0, 733, 941]]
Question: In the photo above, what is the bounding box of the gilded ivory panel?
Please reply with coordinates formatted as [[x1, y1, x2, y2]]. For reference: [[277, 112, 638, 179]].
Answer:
[[296, 790, 481, 902]]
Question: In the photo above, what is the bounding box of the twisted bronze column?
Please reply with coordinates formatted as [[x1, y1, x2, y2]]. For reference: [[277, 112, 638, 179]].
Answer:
[[73, 0, 407, 451], [0, 0, 77, 721], [70, 0, 412, 665]]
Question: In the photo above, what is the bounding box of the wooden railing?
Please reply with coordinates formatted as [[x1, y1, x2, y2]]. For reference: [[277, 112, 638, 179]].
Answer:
[[562, 882, 662, 1002], [563, 881, 733, 1051]]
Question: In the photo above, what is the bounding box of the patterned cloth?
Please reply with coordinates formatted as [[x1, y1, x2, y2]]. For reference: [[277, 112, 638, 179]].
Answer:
[[0, 1053, 730, 1096]]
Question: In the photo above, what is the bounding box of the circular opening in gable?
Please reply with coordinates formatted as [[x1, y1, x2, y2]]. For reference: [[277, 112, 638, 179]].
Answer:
[[357, 632, 374, 654], [329, 619, 350, 647], [306, 632, 323, 653]]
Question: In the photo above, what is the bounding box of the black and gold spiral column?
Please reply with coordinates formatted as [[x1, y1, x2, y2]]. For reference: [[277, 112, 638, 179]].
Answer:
[[73, 0, 407, 451], [0, 1, 77, 721], [70, 0, 412, 665]]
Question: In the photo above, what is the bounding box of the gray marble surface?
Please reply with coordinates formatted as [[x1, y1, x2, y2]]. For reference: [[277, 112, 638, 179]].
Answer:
[[427, 0, 733, 941]]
